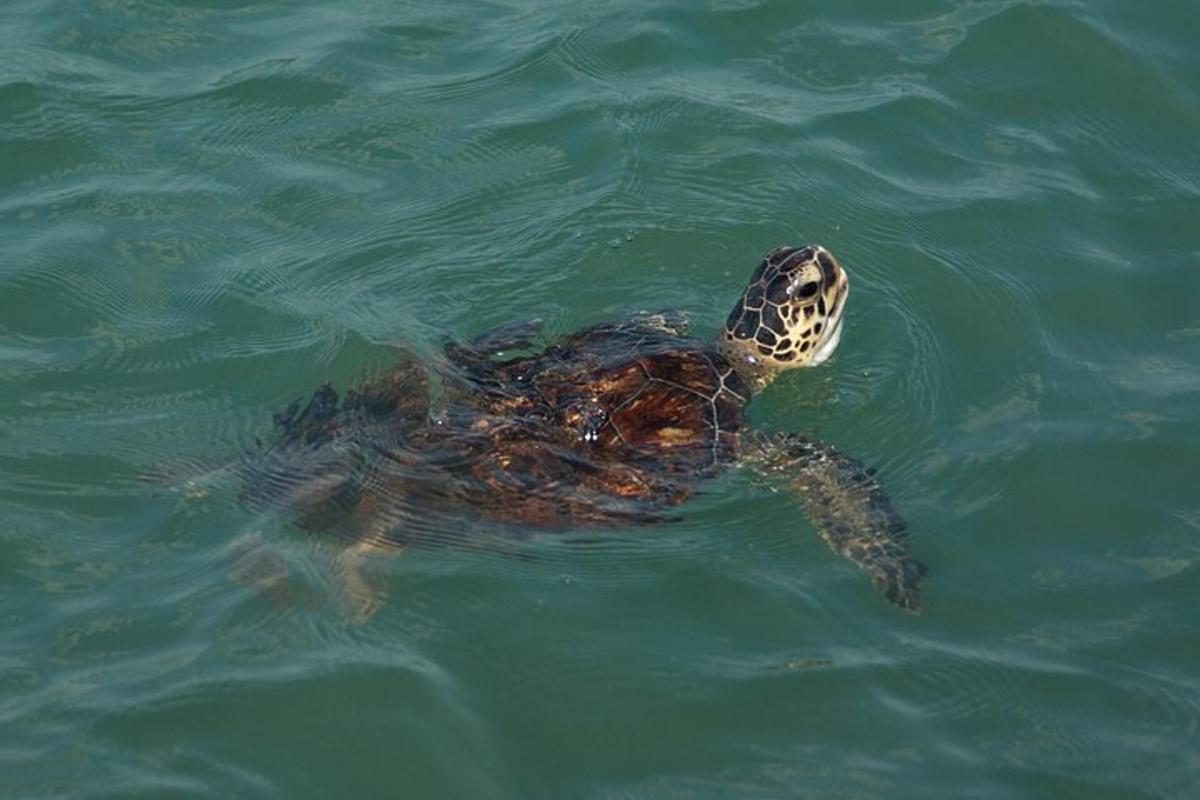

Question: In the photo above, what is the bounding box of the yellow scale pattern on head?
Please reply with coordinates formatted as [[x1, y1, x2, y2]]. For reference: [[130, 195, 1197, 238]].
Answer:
[[722, 245, 846, 370]]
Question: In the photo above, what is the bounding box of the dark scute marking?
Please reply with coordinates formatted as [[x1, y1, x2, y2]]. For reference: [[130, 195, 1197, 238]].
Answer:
[[777, 338, 791, 349], [755, 328, 777, 346], [760, 304, 783, 333], [814, 322, 823, 334], [797, 281, 818, 298], [784, 246, 814, 270], [767, 274, 792, 303], [744, 283, 765, 309], [757, 345, 772, 355], [647, 352, 715, 394], [800, 341, 810, 352], [724, 368, 750, 398], [767, 246, 794, 265], [714, 392, 743, 431], [725, 305, 743, 332], [715, 429, 740, 456], [777, 350, 795, 361], [733, 310, 758, 339], [817, 296, 826, 316], [804, 306, 815, 319], [817, 251, 838, 284], [749, 258, 768, 282], [799, 328, 811, 339]]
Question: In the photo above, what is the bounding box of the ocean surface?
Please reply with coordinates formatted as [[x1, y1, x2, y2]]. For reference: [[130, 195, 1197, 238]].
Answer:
[[3, 1, 1198, 797]]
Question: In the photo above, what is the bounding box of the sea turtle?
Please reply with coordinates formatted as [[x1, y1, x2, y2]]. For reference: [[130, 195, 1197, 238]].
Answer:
[[238, 245, 926, 618]]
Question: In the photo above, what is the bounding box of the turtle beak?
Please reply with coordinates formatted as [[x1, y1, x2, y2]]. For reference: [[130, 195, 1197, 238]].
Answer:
[[809, 261, 848, 366]]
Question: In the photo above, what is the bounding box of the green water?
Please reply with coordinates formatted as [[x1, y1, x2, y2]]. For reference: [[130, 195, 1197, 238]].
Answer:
[[3, 0, 1199, 796]]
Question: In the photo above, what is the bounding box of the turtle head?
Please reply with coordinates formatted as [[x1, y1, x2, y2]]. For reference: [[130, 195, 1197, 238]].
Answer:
[[718, 245, 849, 389]]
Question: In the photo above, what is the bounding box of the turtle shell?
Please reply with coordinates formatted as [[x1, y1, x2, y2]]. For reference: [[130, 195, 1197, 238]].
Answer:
[[390, 328, 750, 529], [492, 328, 750, 475], [245, 326, 753, 538]]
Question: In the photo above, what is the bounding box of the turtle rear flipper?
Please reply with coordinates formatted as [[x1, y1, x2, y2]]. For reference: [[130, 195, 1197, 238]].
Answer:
[[745, 432, 926, 613], [224, 531, 294, 610], [335, 530, 399, 624]]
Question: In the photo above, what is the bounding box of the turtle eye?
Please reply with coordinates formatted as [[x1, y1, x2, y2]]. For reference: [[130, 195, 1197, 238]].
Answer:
[[797, 282, 818, 299]]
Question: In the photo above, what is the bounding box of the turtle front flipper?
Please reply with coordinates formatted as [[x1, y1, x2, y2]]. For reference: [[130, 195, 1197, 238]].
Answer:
[[622, 309, 691, 337], [447, 319, 545, 361], [744, 432, 926, 613]]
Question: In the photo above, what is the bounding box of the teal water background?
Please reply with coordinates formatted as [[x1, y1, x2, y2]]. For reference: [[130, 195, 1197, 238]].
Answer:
[[3, 1, 1199, 796]]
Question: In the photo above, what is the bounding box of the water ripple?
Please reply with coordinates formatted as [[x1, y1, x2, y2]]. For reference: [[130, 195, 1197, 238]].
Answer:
[[4, 0, 1200, 795]]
